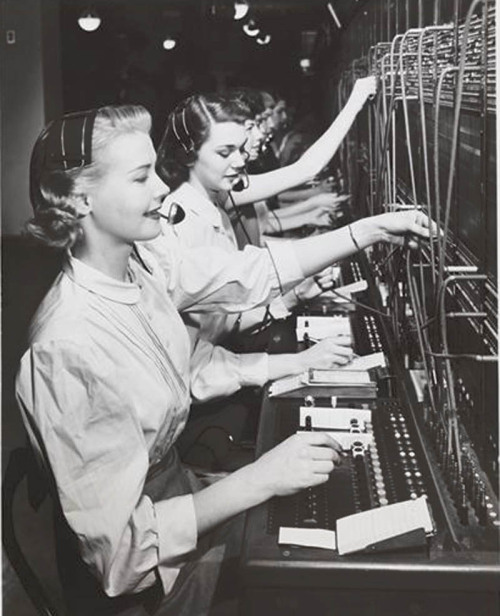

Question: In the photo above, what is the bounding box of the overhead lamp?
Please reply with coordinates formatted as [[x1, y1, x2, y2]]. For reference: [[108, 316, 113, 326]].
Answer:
[[256, 33, 271, 45], [162, 37, 177, 50], [78, 10, 101, 32], [234, 0, 249, 21], [243, 20, 260, 37], [300, 58, 311, 70]]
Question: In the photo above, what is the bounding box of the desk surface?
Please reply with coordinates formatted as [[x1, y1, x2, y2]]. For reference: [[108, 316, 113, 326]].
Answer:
[[240, 309, 500, 609]]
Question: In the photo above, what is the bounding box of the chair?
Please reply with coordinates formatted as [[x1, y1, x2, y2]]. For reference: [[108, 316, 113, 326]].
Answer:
[[2, 444, 62, 616]]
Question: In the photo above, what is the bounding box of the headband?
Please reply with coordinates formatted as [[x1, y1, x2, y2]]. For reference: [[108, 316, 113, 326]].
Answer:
[[171, 106, 194, 154], [30, 109, 99, 210], [43, 109, 99, 171]]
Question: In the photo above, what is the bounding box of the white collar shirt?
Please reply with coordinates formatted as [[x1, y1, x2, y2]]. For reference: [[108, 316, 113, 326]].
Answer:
[[15, 239, 304, 598], [16, 252, 196, 598]]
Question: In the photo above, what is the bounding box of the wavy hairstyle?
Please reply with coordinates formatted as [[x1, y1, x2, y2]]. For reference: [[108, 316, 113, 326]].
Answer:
[[228, 87, 266, 118], [156, 93, 251, 191], [27, 105, 151, 249]]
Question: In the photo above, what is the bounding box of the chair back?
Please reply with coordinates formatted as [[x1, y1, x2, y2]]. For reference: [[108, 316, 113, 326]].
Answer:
[[2, 445, 63, 616]]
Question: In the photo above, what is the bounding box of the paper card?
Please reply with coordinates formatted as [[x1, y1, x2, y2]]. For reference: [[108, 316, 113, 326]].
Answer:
[[322, 279, 368, 299], [339, 352, 386, 371], [336, 495, 434, 555], [278, 527, 337, 550]]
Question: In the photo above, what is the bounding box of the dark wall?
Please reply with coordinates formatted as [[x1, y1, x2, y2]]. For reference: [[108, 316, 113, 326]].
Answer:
[[1, 0, 62, 235]]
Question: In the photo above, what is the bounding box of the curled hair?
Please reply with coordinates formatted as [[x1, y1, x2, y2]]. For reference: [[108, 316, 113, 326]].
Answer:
[[228, 87, 266, 118], [157, 93, 251, 191], [26, 105, 152, 249]]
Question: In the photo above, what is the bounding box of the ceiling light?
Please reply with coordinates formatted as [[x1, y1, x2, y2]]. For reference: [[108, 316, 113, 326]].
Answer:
[[300, 58, 311, 69], [162, 37, 177, 50], [243, 20, 260, 37], [256, 33, 271, 45], [326, 3, 342, 29], [234, 1, 249, 21], [78, 10, 101, 32]]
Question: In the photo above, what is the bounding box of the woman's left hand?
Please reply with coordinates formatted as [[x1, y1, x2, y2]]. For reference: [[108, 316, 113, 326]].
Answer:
[[293, 266, 338, 302]]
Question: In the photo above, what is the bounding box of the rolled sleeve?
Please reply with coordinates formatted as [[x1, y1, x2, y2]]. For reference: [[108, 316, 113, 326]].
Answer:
[[190, 335, 268, 402], [16, 341, 196, 598], [264, 239, 304, 294], [268, 295, 292, 320], [237, 353, 269, 388], [154, 494, 198, 594], [253, 201, 270, 240]]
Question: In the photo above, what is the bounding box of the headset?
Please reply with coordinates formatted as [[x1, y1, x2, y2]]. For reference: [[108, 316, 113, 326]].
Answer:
[[171, 106, 195, 155]]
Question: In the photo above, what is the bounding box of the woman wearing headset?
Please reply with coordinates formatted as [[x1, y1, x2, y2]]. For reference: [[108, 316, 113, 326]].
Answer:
[[18, 104, 432, 616]]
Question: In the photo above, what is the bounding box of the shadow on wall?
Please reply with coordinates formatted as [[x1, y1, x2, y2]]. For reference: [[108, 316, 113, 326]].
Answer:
[[2, 236, 63, 462], [2, 236, 65, 615]]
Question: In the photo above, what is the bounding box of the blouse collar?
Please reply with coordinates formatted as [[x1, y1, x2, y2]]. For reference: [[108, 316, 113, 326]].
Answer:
[[166, 182, 224, 230], [63, 253, 141, 304]]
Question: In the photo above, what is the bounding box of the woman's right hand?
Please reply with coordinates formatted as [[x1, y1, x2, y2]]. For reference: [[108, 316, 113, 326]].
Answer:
[[298, 335, 354, 370], [251, 431, 344, 497]]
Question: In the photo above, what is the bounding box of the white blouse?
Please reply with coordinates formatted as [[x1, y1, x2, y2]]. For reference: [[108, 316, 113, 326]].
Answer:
[[16, 242, 303, 598], [154, 183, 292, 399]]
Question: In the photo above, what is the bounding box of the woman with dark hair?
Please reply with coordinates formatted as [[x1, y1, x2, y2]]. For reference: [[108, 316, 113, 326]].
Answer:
[[17, 104, 432, 615], [151, 79, 379, 399], [152, 94, 355, 418], [160, 90, 342, 242], [156, 77, 377, 253], [150, 79, 434, 463], [226, 87, 345, 241], [156, 93, 250, 193]]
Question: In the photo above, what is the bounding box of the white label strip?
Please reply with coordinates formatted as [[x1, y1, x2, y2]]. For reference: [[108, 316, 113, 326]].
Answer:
[[299, 406, 372, 429], [278, 527, 337, 550], [296, 315, 351, 341], [297, 429, 373, 450]]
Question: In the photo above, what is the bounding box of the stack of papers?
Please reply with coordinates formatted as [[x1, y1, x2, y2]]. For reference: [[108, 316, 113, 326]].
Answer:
[[269, 374, 308, 397], [307, 369, 373, 386], [268, 355, 384, 398]]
